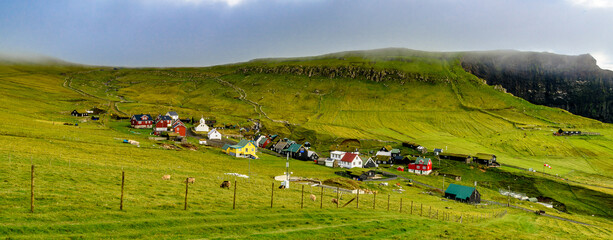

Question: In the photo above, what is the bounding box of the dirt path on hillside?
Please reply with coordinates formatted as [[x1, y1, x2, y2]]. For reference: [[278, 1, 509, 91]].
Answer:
[[63, 77, 131, 116], [214, 77, 292, 125]]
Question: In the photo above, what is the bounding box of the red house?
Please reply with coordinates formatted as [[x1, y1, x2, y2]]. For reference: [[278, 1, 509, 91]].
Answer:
[[131, 114, 153, 129], [408, 157, 432, 175], [171, 120, 186, 137], [153, 115, 173, 133]]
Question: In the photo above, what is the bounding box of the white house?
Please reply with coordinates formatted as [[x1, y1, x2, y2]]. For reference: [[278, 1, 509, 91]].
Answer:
[[194, 117, 210, 132], [339, 153, 363, 169], [330, 150, 346, 161], [199, 139, 207, 145], [166, 111, 180, 121], [208, 129, 222, 140]]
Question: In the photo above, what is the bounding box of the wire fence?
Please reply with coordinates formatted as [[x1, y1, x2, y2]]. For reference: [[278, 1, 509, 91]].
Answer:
[[1, 150, 509, 225]]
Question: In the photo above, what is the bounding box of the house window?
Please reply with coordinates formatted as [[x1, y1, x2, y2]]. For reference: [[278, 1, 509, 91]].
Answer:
[[417, 166, 420, 170]]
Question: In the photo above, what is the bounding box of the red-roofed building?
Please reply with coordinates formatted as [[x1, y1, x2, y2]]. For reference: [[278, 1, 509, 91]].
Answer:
[[339, 153, 363, 169]]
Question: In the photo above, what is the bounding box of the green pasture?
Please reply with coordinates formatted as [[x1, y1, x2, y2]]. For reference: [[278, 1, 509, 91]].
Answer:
[[1, 51, 613, 239]]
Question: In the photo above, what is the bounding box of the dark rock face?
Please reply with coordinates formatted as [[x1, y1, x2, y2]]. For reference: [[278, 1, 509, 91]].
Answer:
[[460, 51, 613, 123], [236, 65, 447, 83]]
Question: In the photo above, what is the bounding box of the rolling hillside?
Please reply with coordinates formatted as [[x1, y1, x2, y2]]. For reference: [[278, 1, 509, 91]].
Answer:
[[1, 49, 612, 239]]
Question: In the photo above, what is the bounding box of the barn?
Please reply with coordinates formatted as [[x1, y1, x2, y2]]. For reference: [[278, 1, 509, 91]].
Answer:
[[444, 183, 481, 204]]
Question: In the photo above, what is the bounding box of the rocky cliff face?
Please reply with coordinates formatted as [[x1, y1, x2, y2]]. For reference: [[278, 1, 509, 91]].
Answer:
[[461, 51, 613, 123], [236, 64, 448, 83]]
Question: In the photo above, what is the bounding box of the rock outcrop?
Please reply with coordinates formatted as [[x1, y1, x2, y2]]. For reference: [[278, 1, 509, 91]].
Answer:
[[460, 51, 613, 123]]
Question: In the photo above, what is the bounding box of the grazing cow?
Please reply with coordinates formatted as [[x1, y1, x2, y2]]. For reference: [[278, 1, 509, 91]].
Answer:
[[185, 177, 195, 184], [220, 181, 231, 189], [162, 175, 171, 180], [331, 198, 339, 204], [310, 194, 316, 201]]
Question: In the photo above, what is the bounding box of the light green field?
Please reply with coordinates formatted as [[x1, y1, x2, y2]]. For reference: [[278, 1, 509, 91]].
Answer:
[[1, 51, 612, 239]]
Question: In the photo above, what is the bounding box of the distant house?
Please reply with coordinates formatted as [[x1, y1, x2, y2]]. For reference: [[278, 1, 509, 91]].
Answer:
[[199, 139, 207, 145], [375, 154, 392, 164], [439, 152, 472, 163], [307, 151, 319, 161], [171, 120, 187, 137], [359, 170, 377, 181], [363, 157, 378, 168], [330, 150, 346, 162], [154, 115, 173, 133], [166, 111, 180, 121], [473, 153, 499, 167], [325, 158, 338, 168], [402, 142, 420, 149], [407, 157, 432, 175], [208, 129, 222, 140], [194, 117, 210, 132], [273, 139, 294, 154], [262, 135, 277, 148], [444, 183, 481, 204], [433, 148, 443, 156], [283, 143, 309, 160], [131, 114, 153, 129], [71, 110, 88, 117], [225, 139, 258, 159], [416, 146, 427, 154], [339, 153, 363, 169]]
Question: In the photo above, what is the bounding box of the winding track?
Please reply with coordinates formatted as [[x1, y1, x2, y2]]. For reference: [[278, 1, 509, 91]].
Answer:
[[214, 77, 292, 125]]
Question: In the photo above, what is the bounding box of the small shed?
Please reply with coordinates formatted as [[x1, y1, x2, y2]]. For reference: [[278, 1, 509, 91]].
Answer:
[[444, 183, 481, 204]]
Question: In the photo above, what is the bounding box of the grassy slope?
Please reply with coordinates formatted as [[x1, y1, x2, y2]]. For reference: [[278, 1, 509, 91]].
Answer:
[[0, 53, 612, 239]]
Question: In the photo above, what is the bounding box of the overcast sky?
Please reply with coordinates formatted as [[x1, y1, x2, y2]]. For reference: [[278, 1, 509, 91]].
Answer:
[[1, 0, 612, 69]]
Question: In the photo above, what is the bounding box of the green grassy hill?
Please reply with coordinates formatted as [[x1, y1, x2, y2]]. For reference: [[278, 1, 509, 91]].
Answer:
[[1, 49, 612, 239]]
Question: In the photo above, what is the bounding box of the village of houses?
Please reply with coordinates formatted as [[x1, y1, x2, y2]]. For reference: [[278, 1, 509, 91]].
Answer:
[[72, 108, 506, 205]]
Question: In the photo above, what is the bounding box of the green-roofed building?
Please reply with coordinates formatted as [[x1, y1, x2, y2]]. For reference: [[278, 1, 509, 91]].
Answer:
[[444, 183, 481, 204], [282, 143, 309, 160]]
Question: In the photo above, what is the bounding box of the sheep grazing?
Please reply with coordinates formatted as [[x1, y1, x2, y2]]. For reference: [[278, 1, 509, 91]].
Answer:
[[162, 175, 171, 180], [331, 198, 339, 204], [310, 194, 316, 201], [185, 177, 195, 184], [278, 185, 286, 189], [220, 181, 231, 189]]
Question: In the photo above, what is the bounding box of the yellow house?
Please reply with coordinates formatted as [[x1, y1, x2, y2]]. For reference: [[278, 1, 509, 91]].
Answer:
[[223, 140, 258, 159]]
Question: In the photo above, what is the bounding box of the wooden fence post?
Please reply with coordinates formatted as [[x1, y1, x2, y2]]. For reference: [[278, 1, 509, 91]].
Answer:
[[373, 192, 376, 210], [232, 180, 237, 210], [420, 203, 423, 217], [320, 186, 323, 209], [30, 165, 34, 213], [356, 189, 359, 209], [437, 210, 439, 220], [301, 185, 304, 209], [410, 201, 413, 215], [387, 194, 390, 211], [120, 171, 125, 210], [429, 206, 431, 218], [336, 187, 339, 208], [184, 178, 189, 210], [399, 198, 403, 213], [271, 182, 274, 208]]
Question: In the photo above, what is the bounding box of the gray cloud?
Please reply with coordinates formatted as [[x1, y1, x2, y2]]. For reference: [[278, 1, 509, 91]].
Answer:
[[0, 0, 611, 69]]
